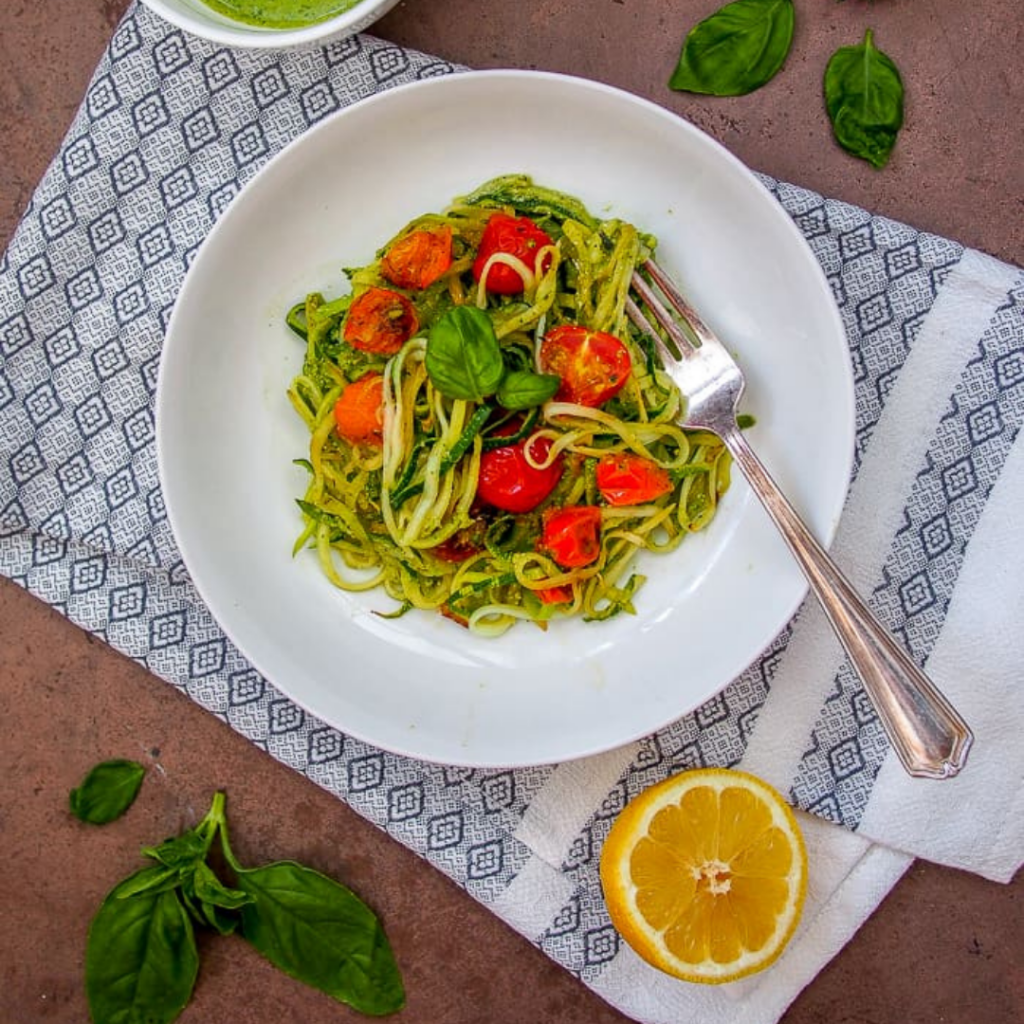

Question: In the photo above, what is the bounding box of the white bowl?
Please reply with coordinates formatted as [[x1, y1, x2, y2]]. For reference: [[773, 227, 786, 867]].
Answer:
[[139, 0, 400, 49], [157, 71, 855, 767]]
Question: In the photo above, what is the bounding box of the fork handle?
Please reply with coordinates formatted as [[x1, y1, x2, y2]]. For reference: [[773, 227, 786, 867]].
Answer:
[[721, 425, 973, 779]]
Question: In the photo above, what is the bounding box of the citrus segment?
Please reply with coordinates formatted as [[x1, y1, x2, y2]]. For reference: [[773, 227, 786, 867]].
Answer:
[[599, 768, 807, 984]]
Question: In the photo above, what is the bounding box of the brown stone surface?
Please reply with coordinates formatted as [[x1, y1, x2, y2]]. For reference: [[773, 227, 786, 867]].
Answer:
[[1, 2, 1021, 1023]]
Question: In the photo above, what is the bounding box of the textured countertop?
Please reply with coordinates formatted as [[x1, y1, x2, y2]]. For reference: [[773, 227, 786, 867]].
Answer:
[[1, 2, 1021, 1022]]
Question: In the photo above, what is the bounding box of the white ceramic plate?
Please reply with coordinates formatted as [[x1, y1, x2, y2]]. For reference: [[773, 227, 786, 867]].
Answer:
[[157, 71, 854, 768]]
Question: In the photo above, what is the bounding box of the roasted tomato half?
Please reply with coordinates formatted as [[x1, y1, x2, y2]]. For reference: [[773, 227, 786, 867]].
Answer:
[[381, 226, 453, 290], [541, 505, 602, 568], [343, 287, 418, 355], [595, 452, 673, 506], [539, 325, 632, 407], [334, 373, 385, 446]]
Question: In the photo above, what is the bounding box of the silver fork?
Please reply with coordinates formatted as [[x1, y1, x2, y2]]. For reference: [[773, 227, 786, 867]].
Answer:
[[627, 258, 973, 780]]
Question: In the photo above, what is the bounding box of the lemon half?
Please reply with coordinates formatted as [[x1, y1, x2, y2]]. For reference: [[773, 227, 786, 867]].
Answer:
[[600, 768, 807, 984]]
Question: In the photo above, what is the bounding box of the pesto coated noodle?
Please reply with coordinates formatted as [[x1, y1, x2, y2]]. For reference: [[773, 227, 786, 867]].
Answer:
[[285, 176, 733, 635]]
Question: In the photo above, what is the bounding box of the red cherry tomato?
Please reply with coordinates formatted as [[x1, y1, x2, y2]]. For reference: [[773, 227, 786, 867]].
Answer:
[[334, 373, 384, 446], [472, 213, 554, 295], [539, 325, 632, 407], [381, 226, 453, 290], [541, 505, 602, 568], [595, 452, 673, 506], [537, 586, 572, 605], [477, 433, 563, 514], [343, 287, 418, 355]]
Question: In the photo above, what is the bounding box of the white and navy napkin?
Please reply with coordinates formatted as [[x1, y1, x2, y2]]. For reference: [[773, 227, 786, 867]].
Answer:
[[1, 6, 1021, 1023]]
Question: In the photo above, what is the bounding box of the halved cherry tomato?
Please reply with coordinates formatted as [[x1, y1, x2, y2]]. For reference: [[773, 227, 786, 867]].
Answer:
[[539, 325, 632, 407], [472, 213, 554, 295], [595, 452, 673, 506], [334, 373, 385, 446], [381, 226, 453, 290], [541, 505, 602, 568], [343, 287, 418, 355], [537, 586, 572, 604], [477, 433, 563, 514]]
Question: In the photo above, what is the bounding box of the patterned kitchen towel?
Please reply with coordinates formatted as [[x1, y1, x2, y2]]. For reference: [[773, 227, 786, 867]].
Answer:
[[1, 5, 1022, 1023]]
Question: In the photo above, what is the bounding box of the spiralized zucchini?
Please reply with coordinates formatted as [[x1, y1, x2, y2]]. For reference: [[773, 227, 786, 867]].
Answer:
[[285, 175, 732, 634]]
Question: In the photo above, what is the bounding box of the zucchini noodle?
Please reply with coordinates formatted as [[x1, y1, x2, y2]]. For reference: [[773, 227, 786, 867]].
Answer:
[[286, 174, 735, 634]]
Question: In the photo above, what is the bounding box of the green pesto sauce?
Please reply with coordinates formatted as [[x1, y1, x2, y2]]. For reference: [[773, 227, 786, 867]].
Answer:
[[200, 0, 361, 29]]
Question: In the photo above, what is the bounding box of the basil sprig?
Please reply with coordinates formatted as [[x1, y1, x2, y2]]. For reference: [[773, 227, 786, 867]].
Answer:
[[84, 792, 404, 1023], [824, 29, 905, 169], [70, 759, 145, 824], [425, 305, 561, 412], [669, 0, 795, 96]]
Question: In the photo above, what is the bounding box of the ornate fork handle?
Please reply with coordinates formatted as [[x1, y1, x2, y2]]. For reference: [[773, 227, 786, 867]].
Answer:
[[719, 421, 973, 779]]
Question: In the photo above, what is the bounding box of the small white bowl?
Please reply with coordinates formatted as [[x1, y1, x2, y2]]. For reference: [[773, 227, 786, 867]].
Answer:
[[139, 0, 400, 50]]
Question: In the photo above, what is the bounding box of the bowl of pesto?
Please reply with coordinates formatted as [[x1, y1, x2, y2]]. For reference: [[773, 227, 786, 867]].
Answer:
[[139, 0, 400, 49]]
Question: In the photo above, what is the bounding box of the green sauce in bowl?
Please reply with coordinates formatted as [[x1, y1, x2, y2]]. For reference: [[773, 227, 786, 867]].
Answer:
[[199, 0, 361, 28]]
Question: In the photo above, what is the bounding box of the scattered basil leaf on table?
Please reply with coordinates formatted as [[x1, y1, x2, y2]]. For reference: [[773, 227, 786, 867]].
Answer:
[[86, 871, 199, 1024], [83, 790, 404, 1023], [426, 305, 505, 401], [233, 860, 405, 1016], [69, 759, 145, 824], [824, 28, 905, 168], [497, 370, 561, 411], [669, 0, 795, 96]]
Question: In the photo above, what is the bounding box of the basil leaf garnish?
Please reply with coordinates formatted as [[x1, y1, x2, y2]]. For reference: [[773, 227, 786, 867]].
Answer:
[[497, 370, 561, 411], [824, 29, 904, 169], [86, 873, 198, 1024], [426, 306, 504, 401], [69, 759, 145, 825], [235, 860, 406, 1016], [669, 0, 795, 96]]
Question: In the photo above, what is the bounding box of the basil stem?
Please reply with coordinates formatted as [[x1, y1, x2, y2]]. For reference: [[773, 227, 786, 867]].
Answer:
[[69, 759, 145, 825], [85, 871, 199, 1024], [669, 0, 795, 97], [425, 306, 504, 402], [824, 29, 905, 169]]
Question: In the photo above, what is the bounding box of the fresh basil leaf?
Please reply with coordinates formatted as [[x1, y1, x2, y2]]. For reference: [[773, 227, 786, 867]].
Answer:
[[235, 860, 405, 1016], [69, 759, 145, 825], [202, 900, 241, 936], [191, 859, 252, 911], [497, 370, 561, 411], [824, 29, 904, 169], [669, 0, 795, 96], [425, 306, 504, 402], [85, 872, 198, 1024], [113, 864, 181, 901], [142, 828, 211, 869], [177, 862, 247, 936]]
